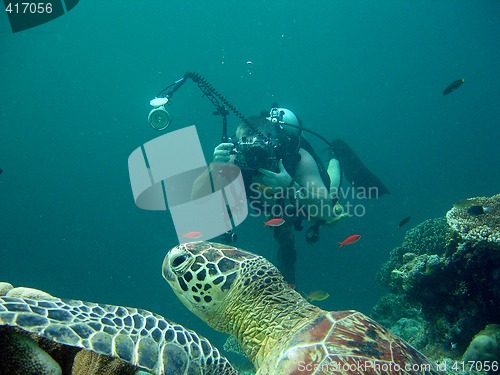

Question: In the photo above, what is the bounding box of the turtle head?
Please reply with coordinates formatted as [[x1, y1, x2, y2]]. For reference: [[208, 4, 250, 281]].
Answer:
[[163, 242, 285, 330]]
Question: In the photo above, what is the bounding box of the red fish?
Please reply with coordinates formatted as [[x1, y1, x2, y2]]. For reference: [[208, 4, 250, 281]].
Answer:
[[338, 234, 361, 248], [182, 231, 203, 239], [264, 218, 285, 227]]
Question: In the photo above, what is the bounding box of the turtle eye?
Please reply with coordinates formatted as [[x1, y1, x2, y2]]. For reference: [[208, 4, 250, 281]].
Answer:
[[172, 254, 189, 269], [167, 249, 195, 277]]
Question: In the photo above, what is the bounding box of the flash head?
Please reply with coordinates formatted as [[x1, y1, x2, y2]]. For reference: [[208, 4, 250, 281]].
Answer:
[[148, 97, 172, 131]]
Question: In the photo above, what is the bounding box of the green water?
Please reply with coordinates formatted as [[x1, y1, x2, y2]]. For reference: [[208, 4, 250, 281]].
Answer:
[[1, 0, 499, 362]]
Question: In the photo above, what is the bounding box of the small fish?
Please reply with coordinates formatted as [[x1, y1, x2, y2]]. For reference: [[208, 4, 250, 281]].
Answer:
[[398, 216, 411, 228], [338, 234, 361, 248], [0, 168, 3, 175], [443, 78, 464, 95], [453, 198, 481, 209], [182, 231, 203, 239], [257, 184, 274, 197], [467, 205, 490, 216], [304, 290, 330, 302], [441, 341, 458, 352], [264, 218, 285, 227]]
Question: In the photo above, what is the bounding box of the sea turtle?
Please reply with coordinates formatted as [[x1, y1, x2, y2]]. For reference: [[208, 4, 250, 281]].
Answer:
[[0, 282, 238, 375], [163, 242, 443, 375]]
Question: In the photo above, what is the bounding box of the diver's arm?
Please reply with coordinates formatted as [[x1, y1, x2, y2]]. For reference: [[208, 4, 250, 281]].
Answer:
[[257, 150, 330, 199], [327, 157, 341, 193], [191, 168, 212, 200], [191, 143, 236, 200], [294, 149, 330, 200], [258, 159, 292, 190], [212, 143, 236, 164], [295, 149, 345, 223]]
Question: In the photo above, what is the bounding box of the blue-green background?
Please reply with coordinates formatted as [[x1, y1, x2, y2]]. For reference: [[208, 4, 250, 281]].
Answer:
[[1, 0, 499, 363]]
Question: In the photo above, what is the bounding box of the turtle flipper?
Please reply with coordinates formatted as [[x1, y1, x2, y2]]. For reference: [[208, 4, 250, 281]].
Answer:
[[0, 296, 238, 375]]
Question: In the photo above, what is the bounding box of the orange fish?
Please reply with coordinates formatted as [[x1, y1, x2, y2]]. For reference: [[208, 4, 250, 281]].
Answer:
[[182, 231, 203, 239], [338, 234, 361, 248], [264, 218, 285, 227]]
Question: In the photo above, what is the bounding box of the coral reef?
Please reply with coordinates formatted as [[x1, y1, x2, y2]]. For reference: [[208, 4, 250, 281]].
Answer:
[[371, 293, 428, 349], [373, 194, 500, 362], [447, 193, 500, 243]]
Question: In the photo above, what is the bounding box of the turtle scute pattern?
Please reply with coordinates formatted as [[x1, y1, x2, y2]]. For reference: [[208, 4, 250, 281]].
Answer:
[[164, 242, 444, 375], [265, 310, 442, 375], [0, 295, 238, 375]]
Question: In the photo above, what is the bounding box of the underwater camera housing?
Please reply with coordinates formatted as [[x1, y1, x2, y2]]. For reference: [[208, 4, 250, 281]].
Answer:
[[233, 136, 278, 172]]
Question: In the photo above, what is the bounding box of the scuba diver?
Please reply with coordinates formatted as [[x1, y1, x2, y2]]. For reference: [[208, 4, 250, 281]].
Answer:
[[192, 106, 345, 283], [148, 72, 389, 284]]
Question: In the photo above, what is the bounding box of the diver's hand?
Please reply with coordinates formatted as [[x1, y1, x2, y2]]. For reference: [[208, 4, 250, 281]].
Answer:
[[259, 159, 293, 189], [213, 143, 235, 163]]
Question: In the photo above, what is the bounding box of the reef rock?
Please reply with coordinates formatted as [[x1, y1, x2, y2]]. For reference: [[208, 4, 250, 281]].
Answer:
[[463, 324, 500, 363], [373, 194, 500, 361]]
